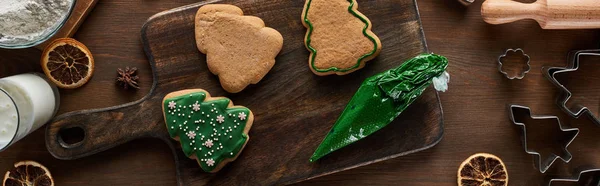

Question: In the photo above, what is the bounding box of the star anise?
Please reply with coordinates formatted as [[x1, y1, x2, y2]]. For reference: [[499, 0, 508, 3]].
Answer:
[[116, 67, 140, 90]]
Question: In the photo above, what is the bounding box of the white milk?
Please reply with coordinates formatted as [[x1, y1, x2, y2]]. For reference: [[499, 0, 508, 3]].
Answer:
[[0, 73, 59, 150]]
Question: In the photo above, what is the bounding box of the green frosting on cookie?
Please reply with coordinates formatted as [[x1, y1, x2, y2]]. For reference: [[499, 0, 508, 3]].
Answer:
[[163, 91, 250, 172]]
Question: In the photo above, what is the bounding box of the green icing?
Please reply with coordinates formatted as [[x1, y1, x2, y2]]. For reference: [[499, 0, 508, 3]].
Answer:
[[310, 54, 449, 162], [163, 92, 250, 172], [303, 0, 379, 73]]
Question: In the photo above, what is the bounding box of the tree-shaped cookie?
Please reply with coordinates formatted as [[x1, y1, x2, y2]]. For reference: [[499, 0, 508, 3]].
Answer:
[[162, 89, 253, 173], [195, 4, 284, 93], [302, 0, 382, 76]]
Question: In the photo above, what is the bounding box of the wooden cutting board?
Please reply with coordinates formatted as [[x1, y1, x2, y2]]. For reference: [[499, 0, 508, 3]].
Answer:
[[45, 0, 443, 185]]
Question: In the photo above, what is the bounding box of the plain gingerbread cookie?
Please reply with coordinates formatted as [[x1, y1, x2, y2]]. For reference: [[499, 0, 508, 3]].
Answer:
[[302, 0, 382, 76], [195, 4, 284, 93]]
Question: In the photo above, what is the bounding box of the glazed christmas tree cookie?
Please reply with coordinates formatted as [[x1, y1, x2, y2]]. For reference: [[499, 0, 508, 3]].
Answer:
[[162, 89, 253, 173]]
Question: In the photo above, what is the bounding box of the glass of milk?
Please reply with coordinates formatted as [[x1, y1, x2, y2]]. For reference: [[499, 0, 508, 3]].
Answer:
[[0, 73, 60, 151]]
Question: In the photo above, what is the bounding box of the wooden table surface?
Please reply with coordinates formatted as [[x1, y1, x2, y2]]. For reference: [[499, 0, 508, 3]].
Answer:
[[1, 0, 599, 185]]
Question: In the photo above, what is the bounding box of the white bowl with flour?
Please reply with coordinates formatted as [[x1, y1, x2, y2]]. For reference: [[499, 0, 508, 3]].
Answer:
[[0, 0, 76, 49]]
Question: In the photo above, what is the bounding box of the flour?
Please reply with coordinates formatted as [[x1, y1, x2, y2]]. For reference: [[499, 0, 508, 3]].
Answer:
[[0, 0, 71, 45]]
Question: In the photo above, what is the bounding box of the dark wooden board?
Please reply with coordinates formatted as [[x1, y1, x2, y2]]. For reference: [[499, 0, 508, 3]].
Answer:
[[45, 0, 442, 185]]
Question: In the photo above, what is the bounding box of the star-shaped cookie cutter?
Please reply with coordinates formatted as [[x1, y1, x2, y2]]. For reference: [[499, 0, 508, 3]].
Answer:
[[544, 49, 600, 125], [548, 168, 600, 185], [499, 48, 531, 80], [508, 104, 580, 173]]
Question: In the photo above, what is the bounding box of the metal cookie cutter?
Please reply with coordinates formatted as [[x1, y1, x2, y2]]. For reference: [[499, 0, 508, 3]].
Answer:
[[544, 49, 600, 125], [508, 105, 580, 173], [548, 168, 600, 185], [499, 48, 531, 80]]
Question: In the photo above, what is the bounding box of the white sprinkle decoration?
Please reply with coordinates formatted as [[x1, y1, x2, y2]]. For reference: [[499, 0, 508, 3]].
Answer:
[[238, 112, 247, 120], [206, 159, 215, 166], [168, 101, 177, 109], [216, 115, 225, 123], [204, 139, 214, 148], [186, 131, 196, 139], [192, 102, 201, 111], [229, 136, 232, 139]]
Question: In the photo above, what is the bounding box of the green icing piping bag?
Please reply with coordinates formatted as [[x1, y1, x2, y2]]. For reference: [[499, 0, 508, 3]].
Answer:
[[310, 53, 449, 162]]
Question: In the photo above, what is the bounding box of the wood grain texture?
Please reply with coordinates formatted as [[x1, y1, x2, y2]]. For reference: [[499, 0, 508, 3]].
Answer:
[[0, 0, 599, 185], [481, 0, 600, 29], [35, 0, 99, 50], [43, 0, 442, 185]]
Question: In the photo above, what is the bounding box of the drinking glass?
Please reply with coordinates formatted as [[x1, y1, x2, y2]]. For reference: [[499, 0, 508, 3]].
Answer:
[[0, 73, 60, 151]]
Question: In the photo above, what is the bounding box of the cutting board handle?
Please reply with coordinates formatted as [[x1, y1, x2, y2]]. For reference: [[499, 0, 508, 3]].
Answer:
[[481, 0, 544, 25], [46, 99, 166, 160]]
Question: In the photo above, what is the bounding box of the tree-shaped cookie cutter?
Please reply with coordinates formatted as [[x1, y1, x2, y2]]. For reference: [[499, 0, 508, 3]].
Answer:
[[508, 104, 580, 173], [548, 168, 600, 185], [498, 48, 531, 80], [544, 49, 600, 125]]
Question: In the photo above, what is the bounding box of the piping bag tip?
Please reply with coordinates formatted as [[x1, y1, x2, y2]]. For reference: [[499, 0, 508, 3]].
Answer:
[[309, 53, 449, 162], [433, 71, 450, 92]]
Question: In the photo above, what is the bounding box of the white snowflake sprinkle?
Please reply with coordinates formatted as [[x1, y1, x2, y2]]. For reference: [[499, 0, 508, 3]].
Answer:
[[168, 101, 177, 109], [216, 115, 225, 123], [238, 112, 247, 120], [186, 131, 196, 139], [192, 102, 201, 111], [204, 139, 214, 148], [206, 159, 215, 166]]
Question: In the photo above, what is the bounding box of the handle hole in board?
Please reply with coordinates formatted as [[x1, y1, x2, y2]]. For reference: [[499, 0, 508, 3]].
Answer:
[[58, 126, 85, 148]]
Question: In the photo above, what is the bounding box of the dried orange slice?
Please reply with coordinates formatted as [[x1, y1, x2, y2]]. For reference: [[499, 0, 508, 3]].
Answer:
[[458, 153, 508, 186], [41, 38, 94, 89], [3, 161, 53, 186]]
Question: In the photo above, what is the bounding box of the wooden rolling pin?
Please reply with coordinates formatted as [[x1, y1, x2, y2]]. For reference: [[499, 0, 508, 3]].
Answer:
[[481, 0, 600, 29]]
